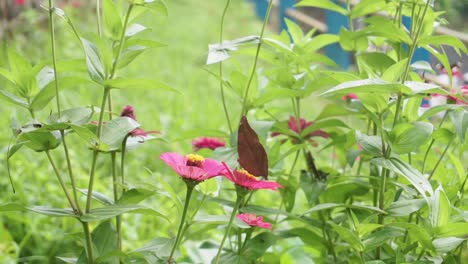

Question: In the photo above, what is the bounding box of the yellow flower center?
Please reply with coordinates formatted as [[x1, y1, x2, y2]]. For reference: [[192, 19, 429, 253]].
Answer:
[[237, 169, 257, 180], [186, 154, 205, 167]]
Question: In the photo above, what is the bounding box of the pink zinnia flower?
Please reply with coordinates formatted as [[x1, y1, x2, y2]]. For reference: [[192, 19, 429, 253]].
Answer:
[[160, 152, 226, 182], [222, 163, 282, 191], [120, 105, 159, 137], [237, 213, 272, 229], [15, 0, 25, 6], [272, 116, 329, 146], [341, 93, 358, 101], [192, 137, 225, 151]]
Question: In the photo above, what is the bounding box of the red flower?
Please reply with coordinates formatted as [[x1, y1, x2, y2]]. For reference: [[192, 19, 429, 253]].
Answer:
[[160, 152, 226, 182], [15, 0, 25, 6], [71, 0, 80, 8], [120, 105, 159, 137], [237, 213, 272, 229], [192, 137, 225, 151], [222, 163, 282, 191], [341, 93, 358, 101], [272, 116, 329, 146]]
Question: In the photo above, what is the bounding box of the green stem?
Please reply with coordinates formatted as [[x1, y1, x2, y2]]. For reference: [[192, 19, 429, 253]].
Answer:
[[82, 221, 95, 263], [61, 130, 82, 214], [240, 0, 273, 117], [45, 151, 78, 211], [47, 0, 61, 117], [121, 136, 128, 192], [168, 184, 194, 263], [219, 0, 233, 135], [85, 87, 110, 213], [428, 137, 454, 180], [109, 4, 134, 79], [96, 0, 102, 36], [111, 151, 122, 252], [214, 195, 243, 264]]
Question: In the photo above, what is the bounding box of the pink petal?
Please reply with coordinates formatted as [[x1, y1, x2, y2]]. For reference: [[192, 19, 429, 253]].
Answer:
[[202, 158, 227, 177], [160, 152, 186, 171]]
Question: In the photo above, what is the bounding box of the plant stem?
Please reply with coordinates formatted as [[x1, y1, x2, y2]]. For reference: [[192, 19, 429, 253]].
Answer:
[[96, 0, 102, 36], [428, 137, 454, 180], [47, 0, 61, 117], [240, 0, 273, 117], [168, 184, 194, 263], [82, 221, 94, 263], [61, 131, 82, 213], [121, 136, 128, 191], [219, 0, 233, 135], [110, 151, 122, 252], [86, 87, 110, 213], [110, 4, 134, 79], [214, 195, 243, 264], [45, 150, 78, 211]]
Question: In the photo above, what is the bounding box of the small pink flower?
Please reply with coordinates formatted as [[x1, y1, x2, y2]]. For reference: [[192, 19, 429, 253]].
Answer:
[[192, 137, 225, 151], [120, 105, 159, 137], [341, 93, 358, 101], [237, 213, 272, 229], [222, 163, 282, 191], [71, 0, 80, 8], [272, 116, 329, 146], [15, 0, 25, 6], [160, 152, 226, 182]]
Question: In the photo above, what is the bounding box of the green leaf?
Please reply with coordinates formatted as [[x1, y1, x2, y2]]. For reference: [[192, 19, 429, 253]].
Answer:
[[429, 186, 451, 228], [26, 206, 76, 217], [207, 36, 259, 64], [419, 35, 468, 55], [78, 189, 114, 206], [0, 89, 29, 108], [0, 203, 24, 212], [299, 118, 348, 138], [404, 81, 444, 95], [125, 24, 149, 37], [356, 131, 383, 157], [432, 237, 465, 253], [77, 220, 119, 264], [80, 37, 105, 83], [100, 117, 140, 151], [350, 0, 386, 18], [129, 237, 174, 259], [36, 66, 55, 90], [193, 215, 250, 228], [80, 204, 168, 222], [296, 0, 347, 15], [17, 126, 62, 152], [242, 232, 278, 260], [302, 203, 385, 215], [411, 61, 435, 73], [320, 79, 411, 96], [388, 122, 433, 154], [449, 110, 468, 143], [389, 222, 434, 250], [387, 199, 426, 217], [117, 188, 155, 205], [103, 78, 177, 92], [435, 223, 468, 238], [70, 124, 102, 149], [103, 0, 122, 40], [330, 222, 364, 251], [30, 76, 93, 111], [372, 157, 433, 198], [363, 227, 405, 251], [47, 107, 96, 126], [142, 0, 168, 16], [381, 59, 408, 82], [417, 104, 462, 121]]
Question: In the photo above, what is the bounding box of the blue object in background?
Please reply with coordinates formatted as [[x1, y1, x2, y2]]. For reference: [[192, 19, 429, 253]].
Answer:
[[279, 0, 296, 31], [249, 0, 268, 20], [402, 16, 430, 63], [324, 0, 350, 69]]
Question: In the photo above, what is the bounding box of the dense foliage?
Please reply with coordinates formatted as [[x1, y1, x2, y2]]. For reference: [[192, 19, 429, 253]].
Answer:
[[0, 0, 467, 263]]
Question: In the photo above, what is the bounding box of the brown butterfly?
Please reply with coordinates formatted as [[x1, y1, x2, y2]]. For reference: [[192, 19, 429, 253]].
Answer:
[[237, 116, 268, 178]]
